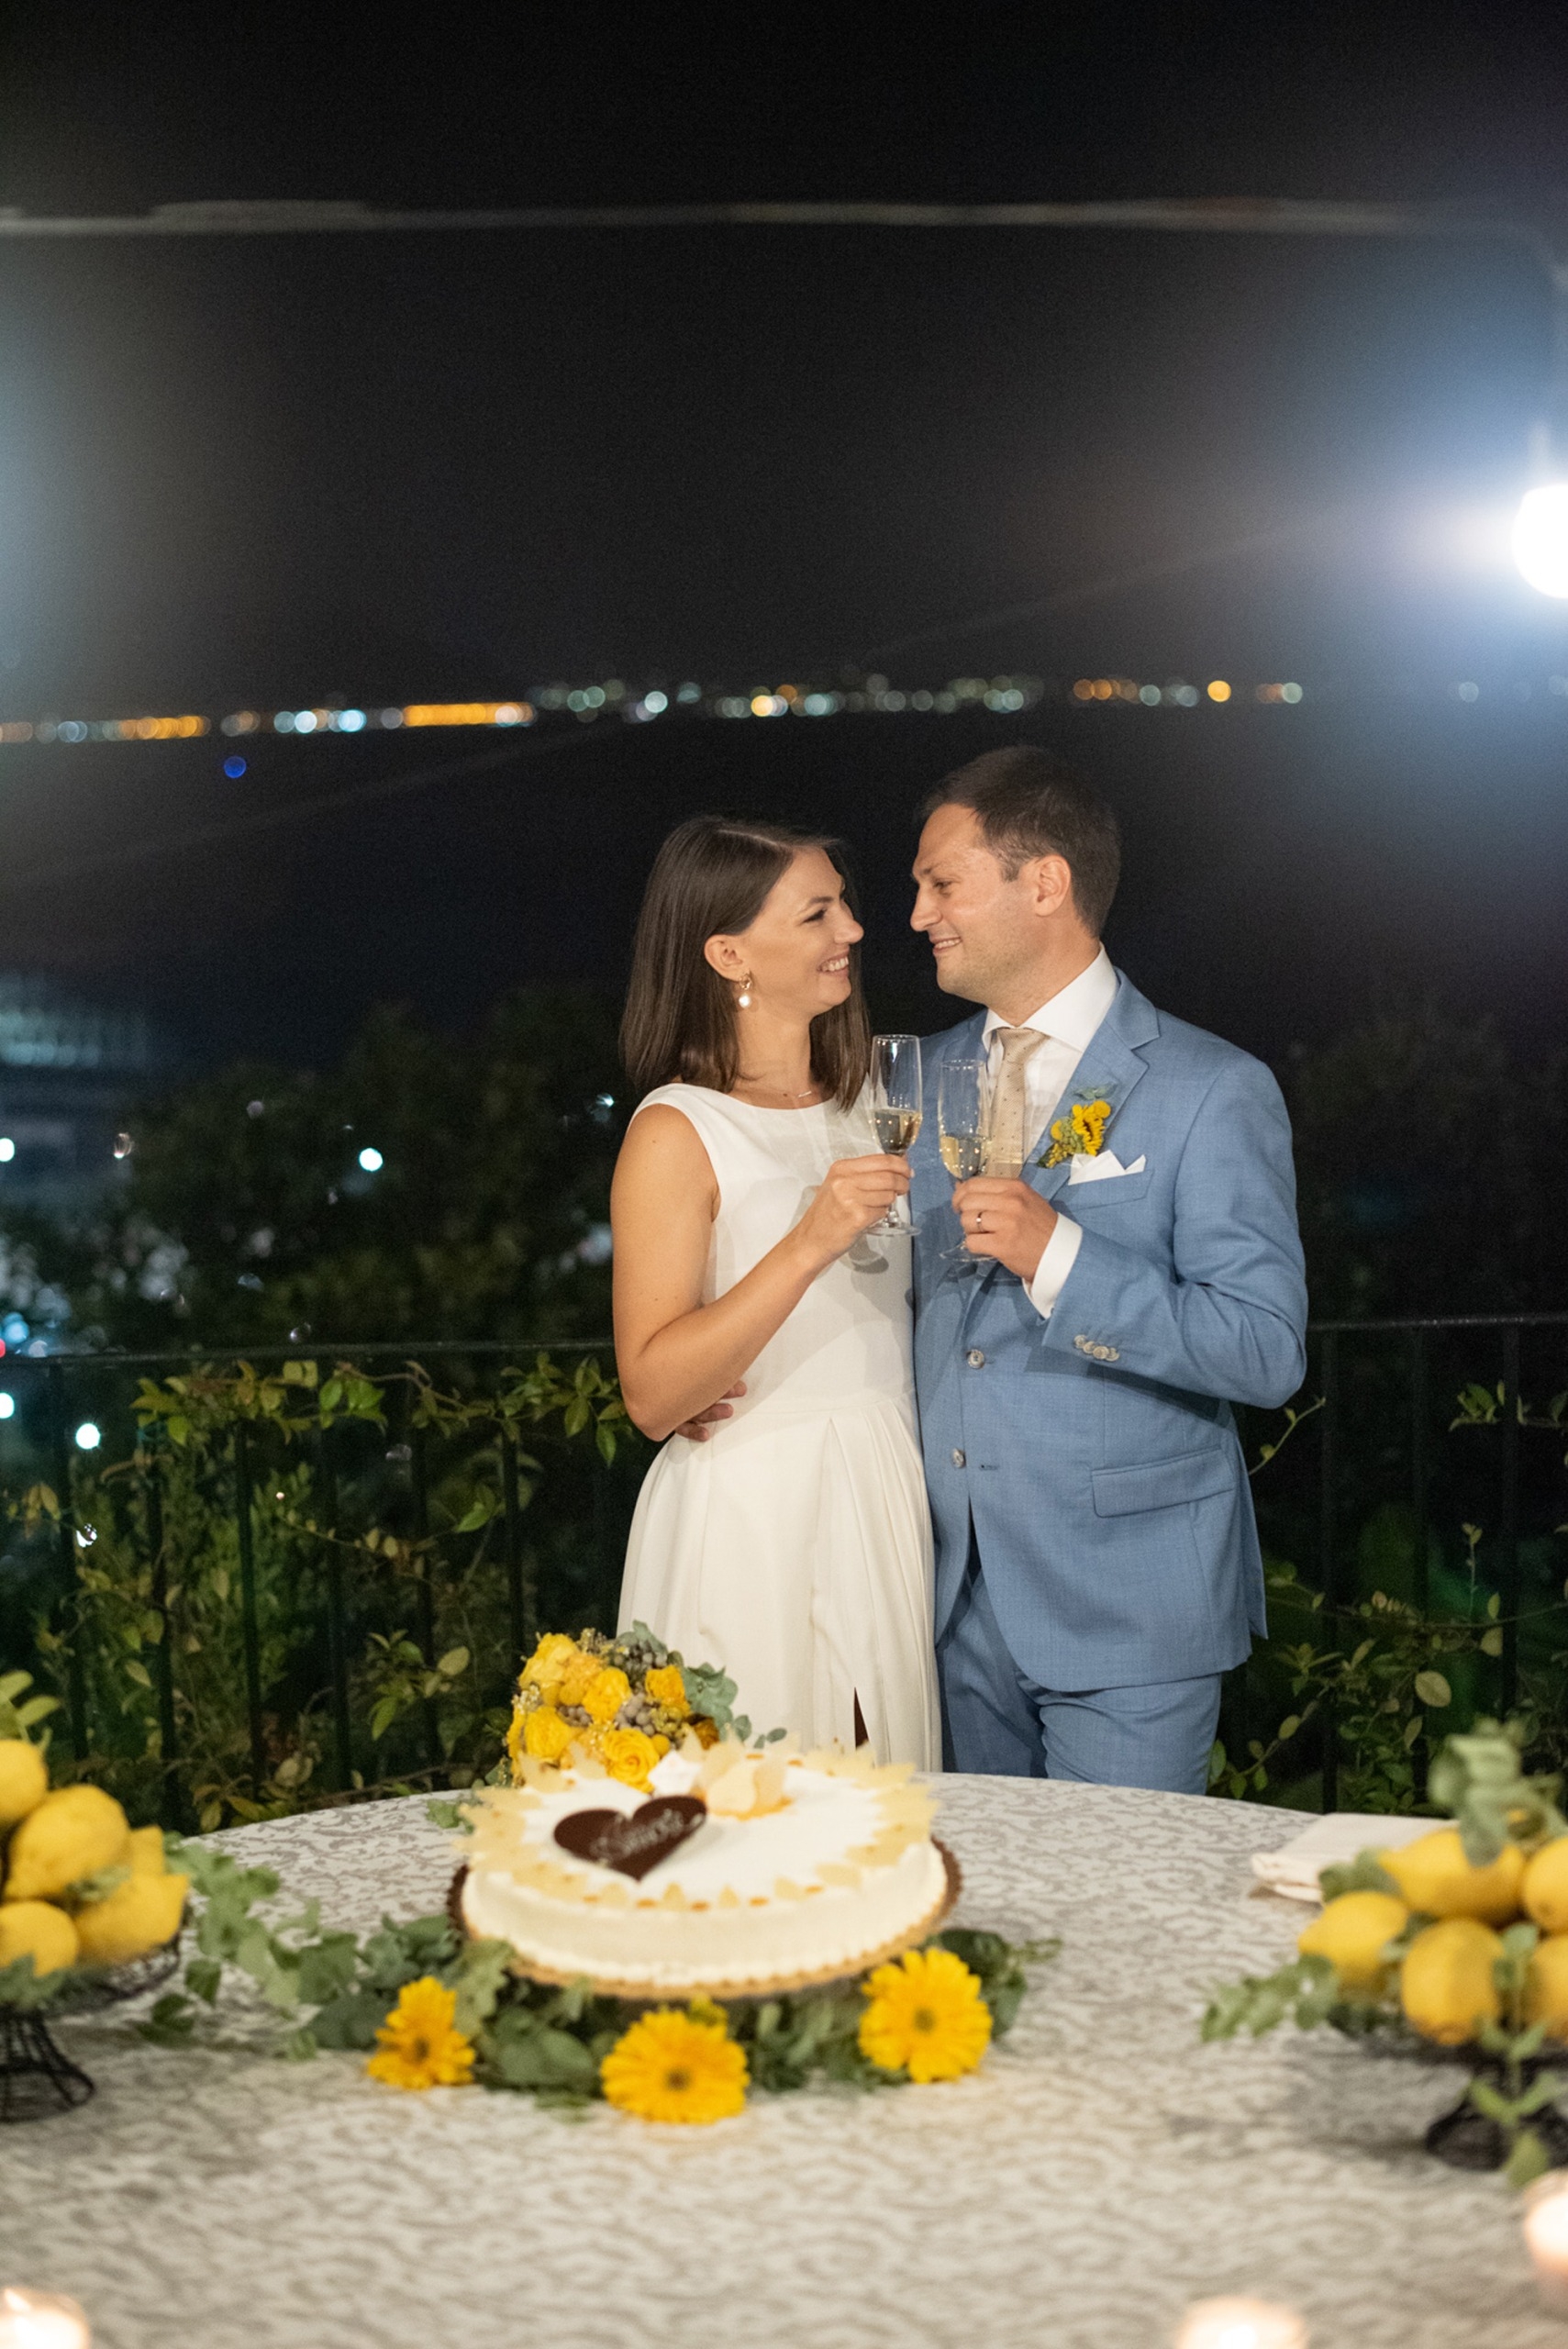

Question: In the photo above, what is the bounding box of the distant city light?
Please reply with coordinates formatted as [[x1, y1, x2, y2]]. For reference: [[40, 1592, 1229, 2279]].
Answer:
[[641, 690, 668, 715], [113, 1132, 133, 1159], [2, 1315, 28, 1345], [246, 1098, 265, 1118], [1514, 484, 1568, 597], [336, 707, 367, 731], [1207, 680, 1231, 703], [0, 1395, 13, 1419], [223, 754, 248, 778], [357, 1146, 384, 1172], [0, 1138, 13, 1161], [293, 710, 318, 734], [74, 1420, 101, 1451]]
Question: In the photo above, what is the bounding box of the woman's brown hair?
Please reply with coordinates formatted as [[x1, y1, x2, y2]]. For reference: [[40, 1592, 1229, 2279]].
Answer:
[[620, 816, 871, 1108]]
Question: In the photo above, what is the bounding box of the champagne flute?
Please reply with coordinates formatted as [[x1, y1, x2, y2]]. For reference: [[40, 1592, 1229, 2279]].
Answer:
[[937, 1059, 987, 1259], [868, 1032, 922, 1234]]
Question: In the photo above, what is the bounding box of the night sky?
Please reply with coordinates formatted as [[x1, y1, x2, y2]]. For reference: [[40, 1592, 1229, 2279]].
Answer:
[[1, 3, 1566, 1069]]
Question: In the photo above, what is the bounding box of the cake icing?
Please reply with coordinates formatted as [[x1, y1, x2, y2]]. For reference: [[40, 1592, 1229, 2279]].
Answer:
[[458, 1745, 949, 1996]]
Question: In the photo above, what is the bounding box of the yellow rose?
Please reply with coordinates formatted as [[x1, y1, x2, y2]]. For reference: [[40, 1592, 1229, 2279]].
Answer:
[[523, 1707, 577, 1764], [521, 1633, 580, 1698], [599, 1728, 660, 1788], [584, 1667, 632, 1727], [644, 1664, 689, 1718], [557, 1651, 605, 1708]]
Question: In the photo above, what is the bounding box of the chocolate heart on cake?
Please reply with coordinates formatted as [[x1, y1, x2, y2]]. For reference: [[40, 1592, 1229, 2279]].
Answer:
[[553, 1794, 706, 1880]]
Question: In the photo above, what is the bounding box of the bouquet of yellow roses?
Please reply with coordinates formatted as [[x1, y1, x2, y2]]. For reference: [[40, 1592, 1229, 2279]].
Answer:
[[505, 1622, 747, 1794]]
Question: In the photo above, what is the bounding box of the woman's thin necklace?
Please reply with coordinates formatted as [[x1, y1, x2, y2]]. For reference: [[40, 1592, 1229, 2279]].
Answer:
[[737, 1073, 823, 1104]]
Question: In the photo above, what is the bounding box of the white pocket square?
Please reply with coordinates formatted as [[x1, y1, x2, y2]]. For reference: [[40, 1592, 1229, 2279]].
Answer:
[[1066, 1150, 1147, 1186]]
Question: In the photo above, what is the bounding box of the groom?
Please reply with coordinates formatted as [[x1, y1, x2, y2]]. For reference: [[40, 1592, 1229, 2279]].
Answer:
[[908, 746, 1307, 1794]]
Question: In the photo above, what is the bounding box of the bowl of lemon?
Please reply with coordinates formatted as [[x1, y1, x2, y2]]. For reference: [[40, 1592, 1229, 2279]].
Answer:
[[0, 1737, 190, 2121], [1204, 1723, 1568, 2183]]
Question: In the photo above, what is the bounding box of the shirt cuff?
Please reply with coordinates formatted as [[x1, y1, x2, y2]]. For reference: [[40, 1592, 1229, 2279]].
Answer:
[[1028, 1212, 1083, 1319]]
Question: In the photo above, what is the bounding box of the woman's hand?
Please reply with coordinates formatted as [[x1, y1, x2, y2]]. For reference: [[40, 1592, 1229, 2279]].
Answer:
[[793, 1154, 909, 1268]]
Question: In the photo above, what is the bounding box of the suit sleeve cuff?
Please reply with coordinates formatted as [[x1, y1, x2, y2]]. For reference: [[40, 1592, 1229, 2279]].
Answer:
[[1028, 1211, 1083, 1319]]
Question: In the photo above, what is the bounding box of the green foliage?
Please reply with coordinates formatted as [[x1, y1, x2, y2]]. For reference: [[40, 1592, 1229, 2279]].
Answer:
[[4, 1350, 641, 1830], [0, 990, 628, 1353], [1427, 1720, 1568, 1865], [0, 1667, 60, 1745], [109, 1837, 1055, 2111]]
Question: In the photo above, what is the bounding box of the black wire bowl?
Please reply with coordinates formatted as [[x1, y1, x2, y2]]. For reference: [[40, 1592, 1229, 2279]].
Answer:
[[0, 1933, 182, 2123]]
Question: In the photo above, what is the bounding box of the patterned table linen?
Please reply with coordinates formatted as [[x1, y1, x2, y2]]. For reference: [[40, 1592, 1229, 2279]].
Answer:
[[2, 1776, 1556, 2349]]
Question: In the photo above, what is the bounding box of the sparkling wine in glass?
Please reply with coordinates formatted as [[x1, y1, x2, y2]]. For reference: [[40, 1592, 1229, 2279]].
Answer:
[[869, 1033, 922, 1233], [937, 1059, 987, 1259]]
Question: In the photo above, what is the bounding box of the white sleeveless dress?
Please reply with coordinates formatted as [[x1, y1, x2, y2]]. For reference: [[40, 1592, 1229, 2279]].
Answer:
[[618, 1085, 940, 1770]]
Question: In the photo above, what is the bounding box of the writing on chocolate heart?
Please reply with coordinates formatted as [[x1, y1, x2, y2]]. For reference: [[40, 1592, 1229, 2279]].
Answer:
[[553, 1793, 707, 1880]]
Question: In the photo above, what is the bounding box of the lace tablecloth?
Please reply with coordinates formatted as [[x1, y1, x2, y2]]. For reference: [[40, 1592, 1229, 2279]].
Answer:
[[6, 1777, 1560, 2349]]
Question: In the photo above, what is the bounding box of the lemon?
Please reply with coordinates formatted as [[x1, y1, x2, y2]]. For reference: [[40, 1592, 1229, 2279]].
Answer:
[[1297, 1889, 1409, 1994], [1399, 1916, 1504, 2044], [1523, 1838, 1568, 1935], [1378, 1828, 1526, 1925], [0, 1898, 79, 1979], [3, 1783, 130, 1902], [128, 1825, 167, 1876], [72, 1869, 189, 1966], [0, 1739, 49, 1829], [1525, 1933, 1568, 2038]]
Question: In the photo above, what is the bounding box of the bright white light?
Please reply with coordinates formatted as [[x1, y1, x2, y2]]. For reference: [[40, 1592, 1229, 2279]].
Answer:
[[357, 1146, 384, 1173], [1513, 484, 1568, 596], [336, 708, 367, 732], [642, 690, 668, 715], [0, 1394, 13, 1419], [0, 1138, 13, 1162], [74, 1420, 101, 1451], [293, 709, 318, 734]]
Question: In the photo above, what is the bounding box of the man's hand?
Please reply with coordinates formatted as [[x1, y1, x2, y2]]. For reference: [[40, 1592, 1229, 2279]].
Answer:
[[949, 1177, 1058, 1284], [672, 1383, 747, 1442]]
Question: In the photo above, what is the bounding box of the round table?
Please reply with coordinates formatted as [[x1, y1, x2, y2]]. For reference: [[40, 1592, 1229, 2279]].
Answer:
[[3, 1777, 1558, 2349]]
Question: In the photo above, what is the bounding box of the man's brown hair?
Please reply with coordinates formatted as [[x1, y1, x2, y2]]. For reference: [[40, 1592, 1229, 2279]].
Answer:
[[921, 746, 1121, 934]]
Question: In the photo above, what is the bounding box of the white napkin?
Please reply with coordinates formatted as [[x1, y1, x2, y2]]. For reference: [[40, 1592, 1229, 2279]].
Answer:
[[1250, 1811, 1434, 1904], [1067, 1150, 1147, 1186]]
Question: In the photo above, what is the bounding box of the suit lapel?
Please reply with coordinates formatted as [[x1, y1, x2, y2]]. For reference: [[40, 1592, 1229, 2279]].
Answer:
[[1023, 971, 1159, 1207]]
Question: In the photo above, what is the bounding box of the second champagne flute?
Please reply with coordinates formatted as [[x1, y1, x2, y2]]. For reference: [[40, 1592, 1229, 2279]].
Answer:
[[869, 1032, 922, 1233]]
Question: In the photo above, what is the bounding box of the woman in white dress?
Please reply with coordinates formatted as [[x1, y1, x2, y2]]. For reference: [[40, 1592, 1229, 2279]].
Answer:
[[614, 817, 940, 1769]]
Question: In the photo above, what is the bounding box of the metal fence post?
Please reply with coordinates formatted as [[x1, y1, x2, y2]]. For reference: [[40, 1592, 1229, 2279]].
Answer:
[[232, 1419, 266, 1791], [1318, 1330, 1340, 1813], [1409, 1328, 1429, 1614], [1500, 1321, 1522, 1715], [501, 1431, 528, 1663], [144, 1457, 181, 1825], [45, 1362, 88, 1762], [408, 1422, 441, 1771], [317, 1422, 353, 1790]]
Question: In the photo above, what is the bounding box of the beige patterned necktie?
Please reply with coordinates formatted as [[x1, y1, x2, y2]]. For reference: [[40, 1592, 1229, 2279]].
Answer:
[[986, 1026, 1047, 1177]]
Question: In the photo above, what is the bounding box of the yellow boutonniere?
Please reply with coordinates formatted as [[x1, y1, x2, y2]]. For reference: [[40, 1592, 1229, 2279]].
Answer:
[[1041, 1097, 1112, 1170]]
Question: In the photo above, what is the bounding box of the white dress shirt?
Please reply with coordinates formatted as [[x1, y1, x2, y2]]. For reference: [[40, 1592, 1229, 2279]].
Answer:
[[980, 944, 1118, 1319]]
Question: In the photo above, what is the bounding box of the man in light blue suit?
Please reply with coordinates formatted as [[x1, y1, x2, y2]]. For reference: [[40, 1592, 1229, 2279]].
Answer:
[[908, 747, 1307, 1794]]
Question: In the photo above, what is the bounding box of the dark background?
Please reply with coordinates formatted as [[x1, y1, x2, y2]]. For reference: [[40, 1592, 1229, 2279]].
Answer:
[[1, 2, 1566, 1068]]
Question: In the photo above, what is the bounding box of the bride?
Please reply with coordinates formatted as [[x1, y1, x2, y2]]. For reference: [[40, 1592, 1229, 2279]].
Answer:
[[613, 815, 940, 1768]]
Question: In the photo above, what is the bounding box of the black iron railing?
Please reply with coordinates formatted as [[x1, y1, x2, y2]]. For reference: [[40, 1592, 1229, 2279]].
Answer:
[[2, 1314, 1565, 1820]]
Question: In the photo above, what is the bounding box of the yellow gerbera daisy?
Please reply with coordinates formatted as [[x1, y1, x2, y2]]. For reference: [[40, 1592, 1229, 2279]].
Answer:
[[583, 1665, 633, 1726], [598, 1726, 661, 1788], [600, 2007, 749, 2124], [858, 1947, 993, 2083], [365, 1976, 476, 2091], [523, 1706, 577, 1764], [644, 1664, 690, 1718]]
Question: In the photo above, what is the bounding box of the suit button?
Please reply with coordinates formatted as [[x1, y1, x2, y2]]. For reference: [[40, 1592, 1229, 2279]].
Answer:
[[966, 1348, 985, 1368], [951, 1447, 966, 1468]]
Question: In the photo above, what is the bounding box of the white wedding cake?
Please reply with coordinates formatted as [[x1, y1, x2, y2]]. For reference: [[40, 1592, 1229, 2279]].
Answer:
[[458, 1740, 951, 1998]]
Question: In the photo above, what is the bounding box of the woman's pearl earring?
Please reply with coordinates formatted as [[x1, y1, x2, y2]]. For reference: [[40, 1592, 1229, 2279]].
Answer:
[[736, 975, 753, 1009]]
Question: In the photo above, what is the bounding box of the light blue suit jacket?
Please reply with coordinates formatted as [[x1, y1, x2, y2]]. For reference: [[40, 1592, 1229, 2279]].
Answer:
[[911, 972, 1307, 1692]]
